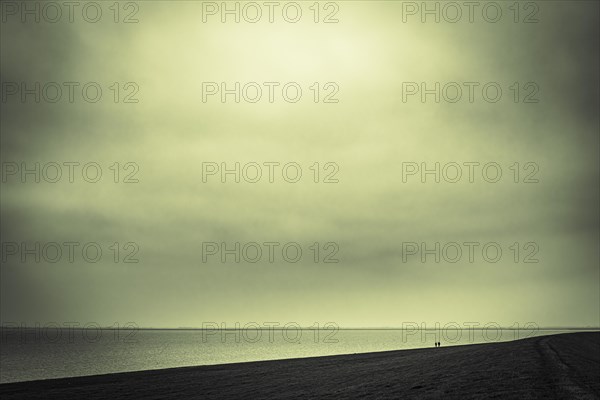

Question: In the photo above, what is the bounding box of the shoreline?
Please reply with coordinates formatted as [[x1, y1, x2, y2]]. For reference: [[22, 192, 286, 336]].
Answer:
[[1, 332, 598, 399], [0, 330, 582, 383]]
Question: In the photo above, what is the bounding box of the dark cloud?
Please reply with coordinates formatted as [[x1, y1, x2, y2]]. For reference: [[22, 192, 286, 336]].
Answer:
[[1, 1, 598, 328]]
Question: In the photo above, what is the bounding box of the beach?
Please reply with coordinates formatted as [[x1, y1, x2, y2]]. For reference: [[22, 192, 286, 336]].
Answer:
[[1, 332, 598, 399]]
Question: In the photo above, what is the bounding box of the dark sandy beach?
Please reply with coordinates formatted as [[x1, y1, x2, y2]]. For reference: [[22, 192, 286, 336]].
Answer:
[[1, 332, 598, 399]]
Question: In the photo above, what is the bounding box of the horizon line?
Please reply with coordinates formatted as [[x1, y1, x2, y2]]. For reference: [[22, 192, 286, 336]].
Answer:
[[2, 326, 599, 331]]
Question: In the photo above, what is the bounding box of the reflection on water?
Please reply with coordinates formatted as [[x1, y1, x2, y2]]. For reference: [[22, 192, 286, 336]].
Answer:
[[0, 327, 586, 383]]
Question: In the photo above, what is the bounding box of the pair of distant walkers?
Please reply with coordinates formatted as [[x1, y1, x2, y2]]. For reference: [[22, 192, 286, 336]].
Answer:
[[434, 341, 441, 347]]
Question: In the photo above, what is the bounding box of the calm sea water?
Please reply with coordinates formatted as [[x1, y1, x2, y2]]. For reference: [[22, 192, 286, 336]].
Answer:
[[0, 327, 584, 383]]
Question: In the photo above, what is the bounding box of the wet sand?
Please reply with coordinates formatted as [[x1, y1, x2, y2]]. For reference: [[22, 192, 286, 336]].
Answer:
[[1, 332, 598, 399]]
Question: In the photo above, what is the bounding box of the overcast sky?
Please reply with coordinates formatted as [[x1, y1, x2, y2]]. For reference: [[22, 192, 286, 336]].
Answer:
[[1, 1, 598, 328]]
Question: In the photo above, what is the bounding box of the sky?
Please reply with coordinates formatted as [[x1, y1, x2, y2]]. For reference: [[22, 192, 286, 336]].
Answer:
[[1, 1, 598, 328]]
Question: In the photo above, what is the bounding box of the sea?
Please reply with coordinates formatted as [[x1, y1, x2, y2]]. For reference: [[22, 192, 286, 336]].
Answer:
[[0, 327, 592, 383]]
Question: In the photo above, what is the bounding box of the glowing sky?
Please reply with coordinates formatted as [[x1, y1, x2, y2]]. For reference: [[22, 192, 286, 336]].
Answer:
[[1, 1, 598, 328]]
